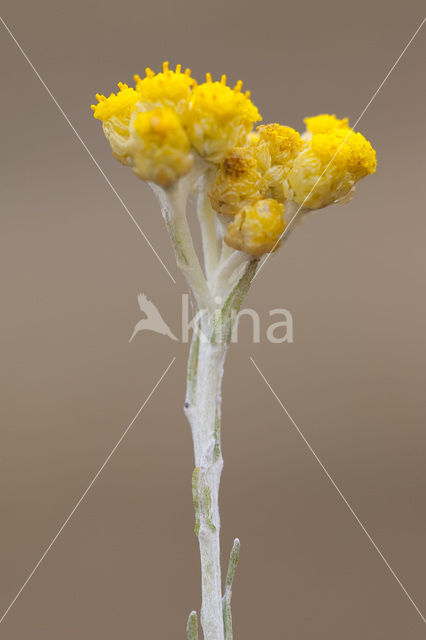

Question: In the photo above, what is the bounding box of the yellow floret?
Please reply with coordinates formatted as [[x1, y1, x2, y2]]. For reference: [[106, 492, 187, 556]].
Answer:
[[134, 61, 195, 116], [131, 107, 193, 186], [209, 147, 267, 216], [91, 83, 141, 135], [224, 199, 285, 256], [304, 114, 350, 134], [186, 74, 262, 163], [288, 127, 377, 208]]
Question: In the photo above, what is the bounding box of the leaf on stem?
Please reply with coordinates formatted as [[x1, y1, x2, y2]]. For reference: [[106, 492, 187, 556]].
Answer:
[[187, 610, 199, 640], [223, 538, 240, 640], [225, 538, 240, 589]]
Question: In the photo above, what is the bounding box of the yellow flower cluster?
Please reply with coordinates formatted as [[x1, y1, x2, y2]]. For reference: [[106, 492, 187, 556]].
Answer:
[[209, 123, 303, 254], [207, 115, 376, 255], [92, 66, 376, 256], [288, 116, 377, 208], [92, 62, 261, 186]]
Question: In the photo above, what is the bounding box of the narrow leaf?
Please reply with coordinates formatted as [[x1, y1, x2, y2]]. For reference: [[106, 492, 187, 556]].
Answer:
[[187, 610, 198, 640], [223, 538, 241, 640], [225, 538, 240, 589]]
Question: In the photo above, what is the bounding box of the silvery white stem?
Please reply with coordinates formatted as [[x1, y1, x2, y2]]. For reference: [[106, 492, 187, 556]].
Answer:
[[185, 314, 228, 640], [184, 260, 258, 640]]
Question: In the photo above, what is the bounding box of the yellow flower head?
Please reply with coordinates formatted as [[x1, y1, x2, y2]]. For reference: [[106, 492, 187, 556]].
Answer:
[[91, 83, 141, 135], [134, 61, 195, 116], [249, 124, 305, 202], [304, 113, 349, 135], [186, 73, 262, 163], [131, 107, 193, 186], [225, 198, 285, 256], [91, 83, 143, 164], [310, 128, 377, 178], [257, 124, 303, 165], [288, 125, 377, 208], [209, 147, 267, 216]]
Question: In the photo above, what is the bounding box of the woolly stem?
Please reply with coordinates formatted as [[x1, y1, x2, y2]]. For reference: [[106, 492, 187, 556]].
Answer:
[[185, 315, 227, 640], [185, 260, 257, 640]]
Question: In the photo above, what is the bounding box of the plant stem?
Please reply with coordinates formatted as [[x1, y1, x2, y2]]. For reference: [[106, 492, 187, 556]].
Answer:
[[184, 259, 258, 640], [185, 313, 227, 640]]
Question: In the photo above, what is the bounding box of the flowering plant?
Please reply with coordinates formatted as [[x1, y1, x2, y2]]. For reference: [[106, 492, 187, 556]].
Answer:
[[92, 62, 376, 640]]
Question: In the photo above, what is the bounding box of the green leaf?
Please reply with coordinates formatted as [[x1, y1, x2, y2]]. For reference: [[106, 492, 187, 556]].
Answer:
[[223, 539, 241, 640], [187, 610, 198, 640]]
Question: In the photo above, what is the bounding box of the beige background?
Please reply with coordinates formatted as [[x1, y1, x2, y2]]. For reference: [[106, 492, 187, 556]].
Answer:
[[0, 1, 425, 638]]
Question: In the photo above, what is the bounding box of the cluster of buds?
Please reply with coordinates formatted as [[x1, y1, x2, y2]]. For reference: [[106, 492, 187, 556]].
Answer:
[[92, 62, 376, 258]]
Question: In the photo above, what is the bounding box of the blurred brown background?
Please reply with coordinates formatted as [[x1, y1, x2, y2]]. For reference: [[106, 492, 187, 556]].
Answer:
[[0, 1, 425, 638]]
